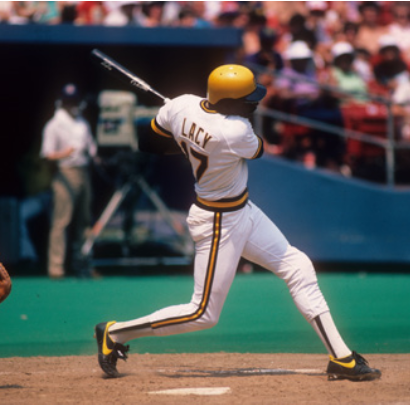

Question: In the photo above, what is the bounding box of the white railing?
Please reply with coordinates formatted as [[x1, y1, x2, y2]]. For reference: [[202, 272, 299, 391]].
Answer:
[[248, 64, 409, 188]]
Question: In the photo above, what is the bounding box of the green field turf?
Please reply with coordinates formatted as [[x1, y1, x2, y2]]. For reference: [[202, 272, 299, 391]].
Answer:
[[0, 272, 409, 358]]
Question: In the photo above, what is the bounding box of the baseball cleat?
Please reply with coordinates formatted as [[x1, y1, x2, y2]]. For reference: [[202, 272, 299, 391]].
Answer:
[[95, 321, 129, 378], [326, 351, 381, 381]]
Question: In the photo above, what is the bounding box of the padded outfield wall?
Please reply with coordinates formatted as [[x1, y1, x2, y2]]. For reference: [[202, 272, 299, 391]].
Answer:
[[248, 156, 409, 264]]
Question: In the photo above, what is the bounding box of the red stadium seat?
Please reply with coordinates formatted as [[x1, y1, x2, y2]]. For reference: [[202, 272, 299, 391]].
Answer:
[[280, 121, 311, 156], [340, 103, 388, 158]]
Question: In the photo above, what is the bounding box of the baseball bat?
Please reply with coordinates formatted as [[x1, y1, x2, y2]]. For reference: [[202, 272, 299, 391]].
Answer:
[[91, 48, 169, 102]]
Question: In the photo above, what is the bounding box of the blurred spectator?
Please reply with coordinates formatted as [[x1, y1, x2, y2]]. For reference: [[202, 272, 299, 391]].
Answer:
[[214, 10, 242, 28], [373, 35, 410, 105], [262, 1, 308, 29], [9, 2, 37, 24], [270, 41, 345, 170], [273, 41, 320, 114], [9, 1, 58, 24], [244, 27, 284, 71], [32, 1, 61, 24], [0, 1, 12, 23], [356, 2, 388, 56], [333, 21, 374, 83], [262, 39, 317, 160], [140, 1, 165, 27], [76, 1, 108, 25], [387, 1, 410, 63], [245, 27, 284, 154], [305, 1, 334, 69], [40, 83, 98, 278], [198, 1, 224, 24], [60, 1, 78, 24], [379, 1, 397, 25], [323, 2, 361, 36], [176, 7, 197, 28], [373, 34, 410, 144], [339, 21, 360, 46], [103, 1, 139, 26], [277, 13, 317, 54], [187, 2, 214, 26], [353, 48, 374, 83], [305, 1, 332, 45], [241, 8, 268, 58], [327, 42, 368, 104], [176, 4, 212, 28]]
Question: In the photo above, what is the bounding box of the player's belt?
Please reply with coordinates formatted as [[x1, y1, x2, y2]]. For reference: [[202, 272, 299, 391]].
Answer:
[[195, 189, 249, 212]]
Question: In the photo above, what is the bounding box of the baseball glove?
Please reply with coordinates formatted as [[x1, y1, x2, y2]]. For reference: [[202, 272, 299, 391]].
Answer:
[[0, 263, 12, 304]]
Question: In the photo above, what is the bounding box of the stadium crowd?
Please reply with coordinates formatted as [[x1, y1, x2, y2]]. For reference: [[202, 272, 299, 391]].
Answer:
[[2, 1, 409, 182]]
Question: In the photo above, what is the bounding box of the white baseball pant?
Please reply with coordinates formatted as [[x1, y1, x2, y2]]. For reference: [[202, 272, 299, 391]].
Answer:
[[109, 200, 335, 347]]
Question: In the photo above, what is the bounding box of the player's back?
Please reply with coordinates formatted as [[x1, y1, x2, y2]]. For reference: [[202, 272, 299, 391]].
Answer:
[[156, 94, 261, 201]]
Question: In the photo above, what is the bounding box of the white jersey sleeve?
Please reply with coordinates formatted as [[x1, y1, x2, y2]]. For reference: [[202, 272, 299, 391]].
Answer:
[[152, 99, 175, 139], [221, 117, 263, 160]]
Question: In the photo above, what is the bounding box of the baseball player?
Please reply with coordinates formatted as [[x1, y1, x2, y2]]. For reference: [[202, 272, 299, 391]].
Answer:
[[95, 65, 381, 381]]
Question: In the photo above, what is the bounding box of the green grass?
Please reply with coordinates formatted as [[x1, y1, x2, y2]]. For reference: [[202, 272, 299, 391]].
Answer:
[[0, 272, 408, 357]]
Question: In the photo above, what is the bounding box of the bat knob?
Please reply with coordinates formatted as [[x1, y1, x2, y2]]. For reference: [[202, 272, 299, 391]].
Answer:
[[164, 98, 171, 104]]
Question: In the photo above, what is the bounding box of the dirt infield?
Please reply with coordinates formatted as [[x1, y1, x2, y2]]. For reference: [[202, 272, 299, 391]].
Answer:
[[0, 353, 408, 405]]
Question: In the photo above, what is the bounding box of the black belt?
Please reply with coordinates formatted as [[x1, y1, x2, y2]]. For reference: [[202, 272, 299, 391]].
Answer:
[[195, 189, 249, 212]]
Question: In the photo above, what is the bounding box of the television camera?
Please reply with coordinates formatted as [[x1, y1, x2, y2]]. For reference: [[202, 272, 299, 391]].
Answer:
[[80, 91, 192, 273]]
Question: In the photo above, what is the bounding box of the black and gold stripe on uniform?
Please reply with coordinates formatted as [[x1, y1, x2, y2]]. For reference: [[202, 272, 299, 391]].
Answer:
[[139, 118, 181, 155], [110, 212, 222, 334], [200, 100, 218, 114], [252, 136, 264, 159], [152, 211, 221, 329], [151, 118, 173, 138], [195, 189, 249, 213]]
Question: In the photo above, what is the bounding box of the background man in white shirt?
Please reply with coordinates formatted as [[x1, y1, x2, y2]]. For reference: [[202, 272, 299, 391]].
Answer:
[[40, 83, 97, 278]]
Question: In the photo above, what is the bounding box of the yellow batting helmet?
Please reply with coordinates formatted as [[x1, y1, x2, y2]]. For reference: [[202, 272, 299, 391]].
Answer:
[[207, 65, 266, 105]]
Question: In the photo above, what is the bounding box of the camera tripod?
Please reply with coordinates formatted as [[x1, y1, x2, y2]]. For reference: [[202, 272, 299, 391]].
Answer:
[[80, 153, 192, 274]]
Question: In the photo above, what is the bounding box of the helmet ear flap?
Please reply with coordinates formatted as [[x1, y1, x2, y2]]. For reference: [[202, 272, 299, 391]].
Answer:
[[212, 98, 258, 117]]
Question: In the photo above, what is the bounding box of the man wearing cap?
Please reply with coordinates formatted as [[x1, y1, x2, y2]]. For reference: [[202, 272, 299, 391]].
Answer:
[[40, 83, 97, 278], [329, 41, 367, 104], [274, 41, 345, 170], [373, 35, 410, 105]]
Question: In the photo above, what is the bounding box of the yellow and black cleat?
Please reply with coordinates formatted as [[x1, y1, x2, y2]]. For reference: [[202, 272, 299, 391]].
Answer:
[[95, 321, 129, 378], [327, 351, 381, 381]]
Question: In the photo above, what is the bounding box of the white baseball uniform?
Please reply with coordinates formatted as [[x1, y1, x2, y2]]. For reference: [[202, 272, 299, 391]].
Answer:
[[109, 95, 351, 359]]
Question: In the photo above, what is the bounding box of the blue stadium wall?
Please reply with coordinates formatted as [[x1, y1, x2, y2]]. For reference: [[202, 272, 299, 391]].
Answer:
[[248, 156, 409, 264]]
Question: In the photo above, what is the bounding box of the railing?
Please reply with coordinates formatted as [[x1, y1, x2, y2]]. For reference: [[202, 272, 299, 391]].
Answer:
[[248, 63, 409, 188]]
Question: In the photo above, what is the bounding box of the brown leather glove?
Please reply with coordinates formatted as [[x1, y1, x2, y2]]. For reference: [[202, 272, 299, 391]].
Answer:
[[0, 263, 12, 304]]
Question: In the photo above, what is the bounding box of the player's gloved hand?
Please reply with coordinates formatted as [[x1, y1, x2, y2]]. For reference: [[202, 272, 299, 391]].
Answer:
[[0, 263, 12, 304]]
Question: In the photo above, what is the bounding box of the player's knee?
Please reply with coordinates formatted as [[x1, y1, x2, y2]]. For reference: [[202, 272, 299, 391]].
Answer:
[[282, 246, 317, 287], [199, 310, 220, 329], [297, 250, 316, 278], [204, 314, 220, 329]]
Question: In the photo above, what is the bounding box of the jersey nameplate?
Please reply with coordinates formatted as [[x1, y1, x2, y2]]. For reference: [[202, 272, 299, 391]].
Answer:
[[181, 118, 212, 150]]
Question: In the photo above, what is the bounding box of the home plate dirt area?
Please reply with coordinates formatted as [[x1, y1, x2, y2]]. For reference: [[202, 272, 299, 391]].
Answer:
[[0, 353, 409, 405]]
